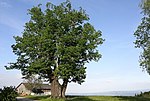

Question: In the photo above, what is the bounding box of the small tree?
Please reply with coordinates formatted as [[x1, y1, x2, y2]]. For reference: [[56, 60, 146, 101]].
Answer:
[[6, 1, 104, 98], [23, 75, 43, 93], [134, 0, 150, 73]]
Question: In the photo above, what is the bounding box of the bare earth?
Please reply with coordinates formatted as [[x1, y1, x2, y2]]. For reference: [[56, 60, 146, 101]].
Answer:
[[17, 97, 34, 101]]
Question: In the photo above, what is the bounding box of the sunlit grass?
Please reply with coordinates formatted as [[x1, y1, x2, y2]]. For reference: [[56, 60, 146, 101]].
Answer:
[[26, 95, 150, 101]]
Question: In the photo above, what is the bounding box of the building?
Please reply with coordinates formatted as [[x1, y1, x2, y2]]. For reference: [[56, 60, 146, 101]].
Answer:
[[16, 83, 51, 96]]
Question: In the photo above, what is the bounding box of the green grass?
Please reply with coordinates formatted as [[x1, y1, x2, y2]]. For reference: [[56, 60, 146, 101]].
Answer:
[[26, 95, 49, 100], [26, 95, 150, 101]]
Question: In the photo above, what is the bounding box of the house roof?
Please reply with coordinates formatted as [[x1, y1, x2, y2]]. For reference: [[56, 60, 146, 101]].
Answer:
[[16, 83, 51, 90]]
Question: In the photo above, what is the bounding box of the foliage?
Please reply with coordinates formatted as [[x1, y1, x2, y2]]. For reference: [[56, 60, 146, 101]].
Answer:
[[134, 0, 150, 73], [136, 91, 150, 98], [140, 0, 150, 15], [0, 89, 1, 100], [0, 86, 18, 101], [5, 0, 104, 97]]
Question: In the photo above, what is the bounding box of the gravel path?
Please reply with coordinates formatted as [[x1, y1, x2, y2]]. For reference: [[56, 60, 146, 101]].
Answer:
[[17, 97, 34, 101]]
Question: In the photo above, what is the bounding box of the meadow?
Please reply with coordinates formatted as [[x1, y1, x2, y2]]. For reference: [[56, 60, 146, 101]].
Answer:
[[27, 95, 150, 101]]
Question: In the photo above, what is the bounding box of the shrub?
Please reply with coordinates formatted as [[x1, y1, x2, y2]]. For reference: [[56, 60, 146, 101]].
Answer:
[[0, 86, 18, 101], [136, 91, 150, 98]]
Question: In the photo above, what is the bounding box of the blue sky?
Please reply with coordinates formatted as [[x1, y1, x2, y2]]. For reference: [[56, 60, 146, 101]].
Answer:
[[1, 0, 150, 93]]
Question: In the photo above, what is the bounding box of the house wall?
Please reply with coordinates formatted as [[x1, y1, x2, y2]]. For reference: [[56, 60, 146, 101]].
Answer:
[[16, 84, 31, 95], [16, 83, 51, 95]]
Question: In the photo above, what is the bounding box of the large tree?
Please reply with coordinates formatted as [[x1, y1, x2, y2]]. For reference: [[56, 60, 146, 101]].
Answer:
[[6, 1, 104, 98], [134, 0, 150, 73]]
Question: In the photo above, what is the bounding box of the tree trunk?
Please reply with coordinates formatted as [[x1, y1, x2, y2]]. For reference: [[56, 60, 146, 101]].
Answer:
[[60, 79, 68, 98], [51, 76, 61, 98], [50, 77, 68, 98]]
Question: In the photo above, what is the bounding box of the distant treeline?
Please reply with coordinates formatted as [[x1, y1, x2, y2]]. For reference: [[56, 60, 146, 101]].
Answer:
[[135, 91, 150, 98]]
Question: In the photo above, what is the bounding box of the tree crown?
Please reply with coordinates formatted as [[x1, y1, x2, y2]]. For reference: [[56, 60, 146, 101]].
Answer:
[[6, 1, 104, 84]]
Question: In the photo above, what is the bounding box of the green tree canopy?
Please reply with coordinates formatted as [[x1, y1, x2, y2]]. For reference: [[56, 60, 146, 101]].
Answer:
[[134, 0, 150, 73], [6, 1, 104, 98]]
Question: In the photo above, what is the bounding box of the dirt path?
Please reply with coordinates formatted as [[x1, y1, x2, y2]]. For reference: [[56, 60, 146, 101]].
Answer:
[[17, 97, 34, 101]]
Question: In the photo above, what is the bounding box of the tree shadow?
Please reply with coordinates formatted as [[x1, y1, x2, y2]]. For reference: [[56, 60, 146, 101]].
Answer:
[[114, 96, 150, 101], [65, 96, 95, 101]]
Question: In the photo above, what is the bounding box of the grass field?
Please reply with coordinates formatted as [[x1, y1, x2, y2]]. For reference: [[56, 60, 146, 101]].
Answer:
[[26, 95, 150, 101]]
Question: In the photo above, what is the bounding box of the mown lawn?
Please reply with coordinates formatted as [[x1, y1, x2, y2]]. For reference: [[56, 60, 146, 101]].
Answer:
[[26, 95, 150, 101]]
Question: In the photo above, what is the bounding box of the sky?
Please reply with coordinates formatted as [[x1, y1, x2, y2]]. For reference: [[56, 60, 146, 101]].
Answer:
[[1, 0, 150, 94]]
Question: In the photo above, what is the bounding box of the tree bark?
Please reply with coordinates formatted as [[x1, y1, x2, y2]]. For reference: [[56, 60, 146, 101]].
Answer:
[[50, 77, 68, 98], [60, 79, 68, 98], [50, 76, 61, 98]]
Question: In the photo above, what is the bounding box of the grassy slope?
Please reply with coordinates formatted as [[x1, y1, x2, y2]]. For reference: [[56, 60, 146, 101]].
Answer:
[[27, 95, 150, 101]]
